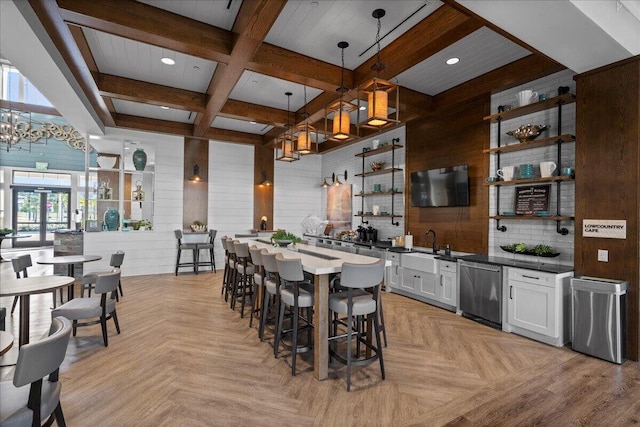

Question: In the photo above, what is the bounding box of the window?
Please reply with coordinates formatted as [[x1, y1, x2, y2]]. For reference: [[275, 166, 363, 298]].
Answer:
[[1, 63, 53, 107]]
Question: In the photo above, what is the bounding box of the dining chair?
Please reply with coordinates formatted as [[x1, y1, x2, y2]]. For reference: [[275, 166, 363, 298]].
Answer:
[[220, 236, 230, 296], [81, 251, 125, 299], [231, 242, 254, 317], [0, 316, 72, 427], [248, 246, 264, 329], [51, 269, 121, 347], [195, 229, 217, 273], [259, 250, 280, 344], [275, 254, 314, 376], [10, 254, 62, 313], [224, 239, 238, 303], [174, 230, 198, 275], [328, 259, 385, 391]]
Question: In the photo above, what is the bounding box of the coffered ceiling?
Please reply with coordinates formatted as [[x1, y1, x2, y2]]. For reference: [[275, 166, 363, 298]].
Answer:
[[6, 0, 572, 152]]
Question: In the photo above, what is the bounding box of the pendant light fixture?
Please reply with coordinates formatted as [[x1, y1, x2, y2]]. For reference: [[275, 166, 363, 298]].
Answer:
[[325, 41, 357, 142], [276, 92, 299, 162], [358, 9, 400, 129], [294, 85, 316, 155]]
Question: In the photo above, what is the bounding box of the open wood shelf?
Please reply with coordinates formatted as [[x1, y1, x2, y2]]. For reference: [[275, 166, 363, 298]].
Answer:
[[355, 214, 403, 218], [483, 134, 575, 154], [485, 175, 573, 187], [355, 191, 403, 197], [355, 144, 404, 158], [355, 167, 403, 177], [483, 93, 576, 122], [490, 215, 574, 221]]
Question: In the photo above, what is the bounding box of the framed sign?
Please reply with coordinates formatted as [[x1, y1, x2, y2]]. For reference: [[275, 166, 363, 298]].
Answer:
[[515, 185, 550, 215]]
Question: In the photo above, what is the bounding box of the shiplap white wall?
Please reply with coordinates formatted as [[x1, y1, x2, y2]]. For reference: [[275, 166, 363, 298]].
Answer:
[[274, 154, 322, 237], [488, 69, 576, 265], [208, 141, 255, 264], [321, 127, 406, 241], [84, 128, 183, 276]]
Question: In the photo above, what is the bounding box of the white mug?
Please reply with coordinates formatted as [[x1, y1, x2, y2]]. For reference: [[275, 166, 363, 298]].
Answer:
[[516, 90, 538, 107], [372, 205, 380, 215], [540, 161, 557, 177], [497, 166, 516, 181]]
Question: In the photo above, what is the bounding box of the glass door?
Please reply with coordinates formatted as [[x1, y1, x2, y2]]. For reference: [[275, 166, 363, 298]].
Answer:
[[11, 186, 70, 247]]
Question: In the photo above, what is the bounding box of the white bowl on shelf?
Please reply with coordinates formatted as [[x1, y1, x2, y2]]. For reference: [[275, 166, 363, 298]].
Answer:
[[97, 156, 116, 169]]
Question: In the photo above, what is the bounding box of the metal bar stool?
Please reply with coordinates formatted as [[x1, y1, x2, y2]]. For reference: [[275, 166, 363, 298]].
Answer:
[[259, 250, 281, 344], [220, 237, 230, 296], [232, 242, 254, 317], [275, 253, 314, 376], [224, 238, 238, 303], [196, 229, 217, 273], [174, 230, 198, 275], [328, 259, 385, 391], [248, 246, 265, 329]]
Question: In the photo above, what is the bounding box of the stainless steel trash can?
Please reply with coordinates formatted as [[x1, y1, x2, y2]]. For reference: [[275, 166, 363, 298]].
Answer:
[[571, 276, 627, 364]]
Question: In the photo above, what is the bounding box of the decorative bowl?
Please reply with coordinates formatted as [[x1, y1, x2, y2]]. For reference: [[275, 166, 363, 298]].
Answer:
[[97, 156, 116, 169], [370, 161, 385, 171], [273, 239, 293, 247], [506, 124, 548, 143]]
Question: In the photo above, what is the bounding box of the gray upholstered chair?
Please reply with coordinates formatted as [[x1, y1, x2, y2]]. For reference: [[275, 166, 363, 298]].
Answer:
[[51, 269, 121, 347], [174, 230, 198, 275], [0, 316, 72, 427], [231, 242, 255, 317], [195, 229, 217, 273], [224, 238, 238, 303], [81, 251, 125, 299], [259, 250, 280, 343], [328, 259, 385, 391], [11, 254, 61, 313], [275, 254, 314, 376], [248, 246, 264, 329]]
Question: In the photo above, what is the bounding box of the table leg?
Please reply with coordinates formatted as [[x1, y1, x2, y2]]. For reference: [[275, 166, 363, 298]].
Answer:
[[18, 294, 30, 347], [313, 274, 329, 380], [67, 264, 75, 301]]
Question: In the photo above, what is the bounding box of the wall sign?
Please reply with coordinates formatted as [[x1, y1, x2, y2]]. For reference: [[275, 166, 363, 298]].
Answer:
[[583, 219, 627, 239], [515, 185, 550, 215]]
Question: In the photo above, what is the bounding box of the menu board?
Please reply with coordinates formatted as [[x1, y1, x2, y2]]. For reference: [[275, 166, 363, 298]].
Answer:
[[515, 185, 550, 214]]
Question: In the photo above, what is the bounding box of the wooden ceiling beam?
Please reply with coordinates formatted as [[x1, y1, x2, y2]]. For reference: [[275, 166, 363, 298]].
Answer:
[[29, 0, 114, 126], [193, 0, 286, 137], [220, 99, 288, 127], [354, 5, 483, 86], [57, 0, 231, 63], [435, 54, 565, 110], [203, 128, 263, 145], [94, 73, 208, 113], [0, 100, 60, 116], [113, 113, 194, 136]]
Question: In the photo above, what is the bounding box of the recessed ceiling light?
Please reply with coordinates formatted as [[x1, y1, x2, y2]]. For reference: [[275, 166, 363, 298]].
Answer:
[[250, 120, 257, 125], [359, 106, 366, 111], [160, 106, 170, 110], [446, 57, 460, 65], [161, 57, 175, 65]]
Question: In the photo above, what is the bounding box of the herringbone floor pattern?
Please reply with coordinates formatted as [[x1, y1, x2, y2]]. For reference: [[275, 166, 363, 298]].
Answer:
[[1, 262, 639, 426]]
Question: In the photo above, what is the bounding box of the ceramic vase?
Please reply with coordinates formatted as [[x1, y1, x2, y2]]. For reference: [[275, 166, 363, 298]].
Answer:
[[104, 207, 120, 231], [132, 148, 147, 171]]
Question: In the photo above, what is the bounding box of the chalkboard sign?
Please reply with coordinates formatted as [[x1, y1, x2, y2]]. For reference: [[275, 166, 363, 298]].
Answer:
[[515, 185, 550, 215]]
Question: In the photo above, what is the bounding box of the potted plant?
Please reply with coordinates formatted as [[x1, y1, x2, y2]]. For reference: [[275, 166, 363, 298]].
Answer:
[[0, 228, 15, 236], [271, 230, 301, 247], [191, 221, 206, 232], [139, 219, 153, 231]]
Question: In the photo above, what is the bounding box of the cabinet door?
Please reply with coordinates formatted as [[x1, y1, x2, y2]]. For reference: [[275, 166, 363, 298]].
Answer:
[[416, 273, 438, 299], [507, 280, 557, 337], [400, 269, 416, 291], [440, 271, 457, 306], [386, 262, 400, 289]]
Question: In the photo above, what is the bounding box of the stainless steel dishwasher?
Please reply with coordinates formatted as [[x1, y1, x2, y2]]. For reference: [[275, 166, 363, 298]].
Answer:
[[458, 260, 503, 327]]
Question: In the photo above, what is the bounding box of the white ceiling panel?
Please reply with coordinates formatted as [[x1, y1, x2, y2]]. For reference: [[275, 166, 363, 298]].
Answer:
[[212, 117, 274, 135], [83, 29, 216, 93], [265, 0, 442, 69], [396, 27, 531, 96], [112, 99, 195, 123], [230, 71, 324, 111], [138, 0, 241, 30]]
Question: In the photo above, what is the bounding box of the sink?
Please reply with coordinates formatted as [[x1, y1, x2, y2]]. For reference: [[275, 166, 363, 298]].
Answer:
[[401, 252, 439, 273]]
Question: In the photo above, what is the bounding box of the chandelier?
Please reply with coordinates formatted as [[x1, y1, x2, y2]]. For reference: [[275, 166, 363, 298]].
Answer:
[[325, 41, 357, 142], [276, 91, 299, 162], [358, 9, 400, 129], [0, 106, 47, 152], [294, 85, 316, 155]]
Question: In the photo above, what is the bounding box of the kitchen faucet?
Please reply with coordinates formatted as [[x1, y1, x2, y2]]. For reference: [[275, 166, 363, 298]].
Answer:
[[424, 229, 438, 253]]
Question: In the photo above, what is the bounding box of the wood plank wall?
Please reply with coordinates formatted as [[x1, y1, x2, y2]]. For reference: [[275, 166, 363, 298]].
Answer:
[[405, 96, 490, 253], [254, 144, 274, 230], [183, 137, 208, 229], [574, 57, 640, 361]]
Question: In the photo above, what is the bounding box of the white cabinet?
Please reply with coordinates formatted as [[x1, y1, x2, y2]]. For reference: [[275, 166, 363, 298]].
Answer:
[[438, 260, 457, 308], [504, 267, 573, 347], [386, 252, 400, 290]]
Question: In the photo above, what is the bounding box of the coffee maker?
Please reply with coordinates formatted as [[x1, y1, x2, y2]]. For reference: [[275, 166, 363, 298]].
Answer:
[[365, 226, 378, 243]]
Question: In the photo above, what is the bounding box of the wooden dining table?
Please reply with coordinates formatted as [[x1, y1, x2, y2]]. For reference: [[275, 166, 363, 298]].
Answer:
[[0, 275, 75, 347], [0, 233, 32, 262], [37, 254, 101, 300], [238, 238, 389, 380]]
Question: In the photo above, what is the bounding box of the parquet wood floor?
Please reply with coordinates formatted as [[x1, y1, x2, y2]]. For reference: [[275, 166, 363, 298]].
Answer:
[[1, 251, 639, 426]]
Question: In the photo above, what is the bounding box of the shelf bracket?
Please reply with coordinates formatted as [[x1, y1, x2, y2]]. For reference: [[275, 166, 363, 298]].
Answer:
[[496, 219, 507, 232], [391, 218, 399, 226], [556, 221, 569, 235]]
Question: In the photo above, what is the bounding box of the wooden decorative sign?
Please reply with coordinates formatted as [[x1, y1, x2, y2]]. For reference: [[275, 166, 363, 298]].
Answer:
[[514, 185, 550, 215]]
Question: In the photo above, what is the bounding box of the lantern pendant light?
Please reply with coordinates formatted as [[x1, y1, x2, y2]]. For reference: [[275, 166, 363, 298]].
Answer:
[[358, 9, 400, 129], [326, 41, 357, 142], [276, 92, 299, 162], [294, 85, 316, 155]]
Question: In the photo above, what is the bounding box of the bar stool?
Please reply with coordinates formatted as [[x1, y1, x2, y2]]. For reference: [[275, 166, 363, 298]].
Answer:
[[248, 246, 265, 329], [224, 238, 238, 303], [259, 250, 281, 344], [220, 237, 229, 296], [328, 259, 385, 391], [232, 242, 254, 317], [275, 254, 314, 376], [196, 229, 217, 273], [174, 230, 198, 275]]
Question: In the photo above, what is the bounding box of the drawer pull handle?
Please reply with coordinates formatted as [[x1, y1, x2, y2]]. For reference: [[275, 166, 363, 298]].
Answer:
[[522, 275, 540, 280], [510, 285, 513, 299]]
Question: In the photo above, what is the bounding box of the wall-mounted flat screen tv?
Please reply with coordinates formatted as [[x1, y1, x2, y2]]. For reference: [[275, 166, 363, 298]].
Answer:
[[410, 164, 470, 207]]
